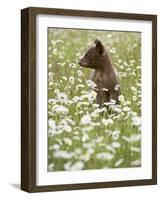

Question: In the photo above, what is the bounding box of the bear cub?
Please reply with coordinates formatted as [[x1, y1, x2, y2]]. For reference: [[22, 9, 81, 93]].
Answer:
[[79, 39, 121, 106]]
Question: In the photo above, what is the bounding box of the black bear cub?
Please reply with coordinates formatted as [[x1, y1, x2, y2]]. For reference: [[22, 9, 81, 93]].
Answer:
[[79, 39, 121, 106]]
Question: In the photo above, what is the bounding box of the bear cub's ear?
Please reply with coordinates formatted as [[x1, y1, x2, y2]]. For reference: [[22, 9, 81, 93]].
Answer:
[[95, 39, 104, 54]]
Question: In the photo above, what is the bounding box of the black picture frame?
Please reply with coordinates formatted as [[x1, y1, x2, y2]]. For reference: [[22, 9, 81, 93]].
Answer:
[[21, 7, 157, 192]]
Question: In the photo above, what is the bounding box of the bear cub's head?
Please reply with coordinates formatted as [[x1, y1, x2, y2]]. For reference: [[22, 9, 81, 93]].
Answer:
[[79, 39, 107, 69]]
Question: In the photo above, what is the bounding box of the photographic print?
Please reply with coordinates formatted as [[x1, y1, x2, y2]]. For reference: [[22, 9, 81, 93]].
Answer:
[[21, 7, 157, 192], [48, 28, 141, 171]]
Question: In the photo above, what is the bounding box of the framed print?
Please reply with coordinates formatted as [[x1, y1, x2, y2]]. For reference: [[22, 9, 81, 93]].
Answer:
[[21, 7, 157, 192]]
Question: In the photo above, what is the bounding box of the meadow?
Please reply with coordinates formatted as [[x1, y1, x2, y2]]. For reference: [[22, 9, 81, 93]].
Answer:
[[47, 28, 141, 171]]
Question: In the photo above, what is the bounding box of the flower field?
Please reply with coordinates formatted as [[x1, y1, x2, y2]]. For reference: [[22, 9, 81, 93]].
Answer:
[[48, 28, 141, 171]]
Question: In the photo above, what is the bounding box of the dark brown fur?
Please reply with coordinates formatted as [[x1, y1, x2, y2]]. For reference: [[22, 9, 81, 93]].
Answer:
[[79, 39, 121, 106]]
